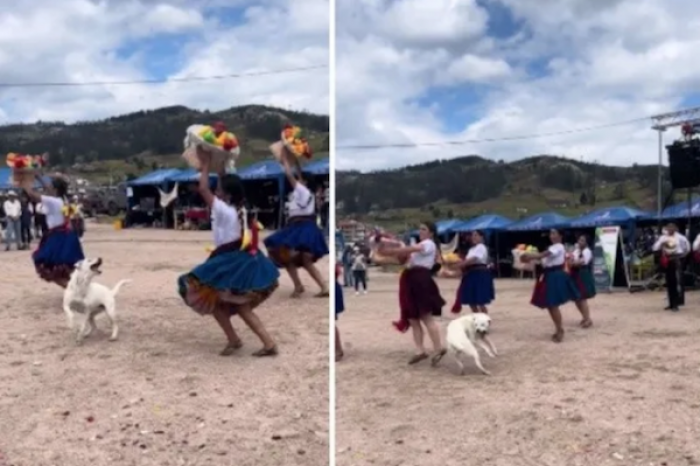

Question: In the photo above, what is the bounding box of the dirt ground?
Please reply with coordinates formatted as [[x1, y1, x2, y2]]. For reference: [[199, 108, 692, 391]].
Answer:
[[336, 272, 700, 466], [0, 223, 328, 466]]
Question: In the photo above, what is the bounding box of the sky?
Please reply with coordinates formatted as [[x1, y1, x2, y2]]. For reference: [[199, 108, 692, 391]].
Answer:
[[0, 0, 329, 124], [335, 0, 700, 171]]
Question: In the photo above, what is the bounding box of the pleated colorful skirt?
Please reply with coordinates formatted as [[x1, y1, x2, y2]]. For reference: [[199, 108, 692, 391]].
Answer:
[[393, 266, 445, 332], [531, 265, 581, 309], [458, 265, 495, 306], [177, 241, 280, 316], [32, 226, 85, 284], [264, 215, 329, 268], [570, 265, 596, 300]]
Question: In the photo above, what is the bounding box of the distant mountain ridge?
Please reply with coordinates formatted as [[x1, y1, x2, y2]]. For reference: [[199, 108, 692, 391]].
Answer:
[[0, 104, 329, 168], [337, 155, 672, 229]]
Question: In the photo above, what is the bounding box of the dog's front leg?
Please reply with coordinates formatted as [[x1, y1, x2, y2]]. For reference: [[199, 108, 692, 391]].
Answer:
[[62, 301, 74, 330], [477, 340, 496, 358], [471, 350, 491, 376], [75, 315, 90, 345], [482, 335, 498, 357]]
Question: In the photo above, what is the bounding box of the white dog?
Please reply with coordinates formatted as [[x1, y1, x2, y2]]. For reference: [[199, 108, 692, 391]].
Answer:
[[446, 313, 498, 375], [62, 258, 131, 344]]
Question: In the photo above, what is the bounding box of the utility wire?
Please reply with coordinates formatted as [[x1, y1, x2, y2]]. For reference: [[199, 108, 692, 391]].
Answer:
[[0, 65, 328, 88], [336, 116, 652, 150]]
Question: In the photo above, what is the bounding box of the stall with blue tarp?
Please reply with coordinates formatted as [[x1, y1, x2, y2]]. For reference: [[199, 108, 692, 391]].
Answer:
[[238, 160, 288, 228], [506, 212, 570, 231], [660, 197, 700, 219], [568, 206, 653, 228], [302, 157, 330, 175], [126, 168, 184, 187], [436, 219, 465, 235], [454, 214, 512, 232]]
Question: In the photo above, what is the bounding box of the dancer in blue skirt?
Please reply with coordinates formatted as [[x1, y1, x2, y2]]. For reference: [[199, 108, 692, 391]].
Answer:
[[177, 151, 280, 357], [524, 229, 580, 343], [451, 230, 495, 314], [22, 174, 84, 288], [335, 262, 345, 361], [569, 235, 594, 328], [264, 157, 329, 298]]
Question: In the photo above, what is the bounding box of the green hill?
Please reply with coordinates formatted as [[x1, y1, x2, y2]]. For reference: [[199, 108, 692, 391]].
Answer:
[[337, 155, 675, 231], [0, 104, 329, 183]]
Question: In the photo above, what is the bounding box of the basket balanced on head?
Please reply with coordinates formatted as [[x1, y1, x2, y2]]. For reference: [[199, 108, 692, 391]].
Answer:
[[269, 124, 312, 172], [6, 152, 49, 185], [182, 121, 240, 172]]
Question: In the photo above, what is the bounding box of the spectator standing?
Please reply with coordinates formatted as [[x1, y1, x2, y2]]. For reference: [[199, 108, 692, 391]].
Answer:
[[3, 191, 22, 251], [34, 200, 48, 238], [20, 194, 33, 248], [352, 247, 368, 295]]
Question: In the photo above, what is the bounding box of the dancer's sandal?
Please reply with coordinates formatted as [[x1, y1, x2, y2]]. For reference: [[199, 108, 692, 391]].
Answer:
[[431, 348, 447, 367], [408, 353, 428, 365], [219, 340, 244, 356], [315, 289, 330, 298], [252, 346, 279, 357], [551, 331, 564, 343], [580, 319, 593, 329]]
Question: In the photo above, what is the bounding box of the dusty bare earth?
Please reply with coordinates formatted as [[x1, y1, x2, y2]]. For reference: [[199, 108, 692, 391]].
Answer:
[[0, 223, 328, 466], [337, 272, 700, 466]]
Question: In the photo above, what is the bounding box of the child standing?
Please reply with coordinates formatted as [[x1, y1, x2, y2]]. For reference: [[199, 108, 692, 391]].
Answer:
[[177, 151, 280, 357]]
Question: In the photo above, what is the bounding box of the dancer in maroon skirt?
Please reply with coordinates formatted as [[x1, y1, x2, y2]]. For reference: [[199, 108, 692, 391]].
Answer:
[[379, 222, 447, 366], [569, 235, 594, 328]]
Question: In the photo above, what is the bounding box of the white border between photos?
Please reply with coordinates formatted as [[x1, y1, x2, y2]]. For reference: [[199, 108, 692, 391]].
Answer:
[[328, 0, 337, 463]]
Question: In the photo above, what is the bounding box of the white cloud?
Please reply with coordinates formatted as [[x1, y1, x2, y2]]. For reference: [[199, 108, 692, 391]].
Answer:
[[335, 0, 700, 171], [0, 0, 329, 124]]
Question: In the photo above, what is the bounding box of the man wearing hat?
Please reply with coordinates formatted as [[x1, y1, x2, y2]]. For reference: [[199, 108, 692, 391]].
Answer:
[[652, 223, 690, 311], [2, 191, 22, 251]]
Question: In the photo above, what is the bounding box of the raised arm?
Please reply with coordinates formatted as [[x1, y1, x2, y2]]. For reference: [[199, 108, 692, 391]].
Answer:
[[197, 151, 215, 208], [23, 174, 49, 204], [281, 157, 298, 188]]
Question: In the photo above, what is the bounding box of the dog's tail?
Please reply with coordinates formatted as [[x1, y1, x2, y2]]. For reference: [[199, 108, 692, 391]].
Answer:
[[111, 279, 132, 296]]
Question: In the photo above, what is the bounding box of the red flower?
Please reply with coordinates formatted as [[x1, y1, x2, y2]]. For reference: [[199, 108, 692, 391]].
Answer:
[[14, 158, 26, 169]]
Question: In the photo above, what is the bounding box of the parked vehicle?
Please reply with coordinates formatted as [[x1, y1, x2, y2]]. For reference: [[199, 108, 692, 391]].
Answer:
[[82, 183, 128, 217]]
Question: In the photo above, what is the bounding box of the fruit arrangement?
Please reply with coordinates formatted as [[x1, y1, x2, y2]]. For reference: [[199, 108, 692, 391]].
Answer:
[[442, 252, 461, 264], [197, 125, 239, 152], [281, 124, 312, 159], [6, 152, 48, 171], [183, 123, 240, 171]]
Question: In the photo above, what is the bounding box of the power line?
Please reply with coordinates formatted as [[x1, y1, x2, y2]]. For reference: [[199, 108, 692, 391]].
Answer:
[[0, 64, 328, 88], [336, 115, 652, 150]]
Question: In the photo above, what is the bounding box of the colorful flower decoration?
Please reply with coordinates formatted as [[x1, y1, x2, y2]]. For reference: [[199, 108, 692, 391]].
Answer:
[[281, 124, 312, 159], [6, 152, 48, 170], [197, 124, 239, 152]]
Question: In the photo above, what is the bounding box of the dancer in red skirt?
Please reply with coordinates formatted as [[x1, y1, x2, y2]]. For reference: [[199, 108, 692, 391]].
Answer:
[[569, 235, 594, 328], [379, 222, 447, 366], [523, 229, 580, 343]]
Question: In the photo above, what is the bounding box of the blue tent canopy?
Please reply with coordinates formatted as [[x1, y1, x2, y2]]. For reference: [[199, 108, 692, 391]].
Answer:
[[302, 157, 329, 175], [127, 168, 184, 187], [454, 214, 512, 232], [436, 219, 464, 235], [0, 168, 51, 190], [661, 198, 700, 219], [507, 212, 570, 231], [238, 160, 286, 180], [568, 206, 652, 228], [167, 168, 220, 184]]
